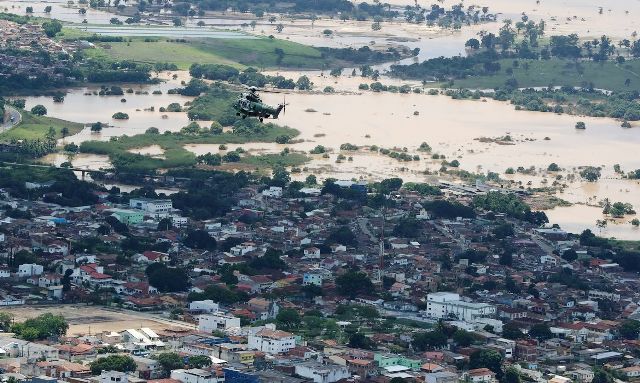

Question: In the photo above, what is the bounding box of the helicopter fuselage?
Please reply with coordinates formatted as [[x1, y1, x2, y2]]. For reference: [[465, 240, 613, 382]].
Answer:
[[233, 94, 284, 122]]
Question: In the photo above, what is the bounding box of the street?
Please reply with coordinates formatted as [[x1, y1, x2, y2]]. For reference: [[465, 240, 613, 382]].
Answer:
[[0, 106, 21, 133]]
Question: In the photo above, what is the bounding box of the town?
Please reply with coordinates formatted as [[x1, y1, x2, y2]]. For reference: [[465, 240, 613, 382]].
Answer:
[[0, 165, 638, 383]]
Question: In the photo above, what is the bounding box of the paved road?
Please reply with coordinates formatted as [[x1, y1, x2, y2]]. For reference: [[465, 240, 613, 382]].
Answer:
[[1, 106, 22, 133]]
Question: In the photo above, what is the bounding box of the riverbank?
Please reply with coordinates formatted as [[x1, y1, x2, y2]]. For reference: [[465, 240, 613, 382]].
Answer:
[[0, 111, 84, 141]]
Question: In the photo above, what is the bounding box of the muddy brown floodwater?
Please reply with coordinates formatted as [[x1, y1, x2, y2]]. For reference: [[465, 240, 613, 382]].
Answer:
[[12, 0, 640, 239]]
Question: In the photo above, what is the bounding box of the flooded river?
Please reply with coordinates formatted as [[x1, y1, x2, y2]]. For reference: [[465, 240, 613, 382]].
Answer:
[[8, 0, 640, 238], [28, 75, 640, 238]]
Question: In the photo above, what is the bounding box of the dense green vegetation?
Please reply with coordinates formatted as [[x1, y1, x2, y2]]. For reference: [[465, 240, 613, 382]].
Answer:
[[0, 167, 100, 206], [89, 355, 136, 375], [473, 191, 549, 225], [11, 313, 68, 341]]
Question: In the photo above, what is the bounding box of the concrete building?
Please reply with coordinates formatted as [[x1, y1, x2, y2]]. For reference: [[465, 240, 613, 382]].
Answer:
[[303, 273, 323, 286], [171, 369, 224, 383], [426, 292, 496, 322], [198, 313, 241, 333], [99, 371, 128, 383], [129, 198, 173, 217], [190, 300, 220, 313], [18, 263, 44, 277], [248, 328, 296, 354], [294, 362, 350, 383], [424, 371, 459, 383], [111, 209, 144, 225]]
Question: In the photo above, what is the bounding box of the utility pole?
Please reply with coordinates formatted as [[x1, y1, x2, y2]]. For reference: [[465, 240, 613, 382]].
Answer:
[[379, 206, 385, 271]]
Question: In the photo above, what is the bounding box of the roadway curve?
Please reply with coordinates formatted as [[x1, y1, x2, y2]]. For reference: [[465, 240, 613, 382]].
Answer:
[[0, 106, 22, 133]]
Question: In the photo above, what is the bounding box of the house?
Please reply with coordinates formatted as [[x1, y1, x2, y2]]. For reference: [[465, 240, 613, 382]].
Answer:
[[171, 369, 224, 383], [189, 300, 219, 314], [100, 371, 129, 383], [121, 282, 158, 296], [569, 369, 594, 383], [247, 328, 296, 354], [294, 362, 350, 383], [247, 298, 279, 320], [540, 255, 558, 266], [171, 216, 188, 228], [303, 273, 323, 286], [425, 371, 459, 383], [0, 337, 59, 359], [621, 366, 640, 380], [261, 187, 283, 198], [38, 274, 61, 288], [303, 247, 321, 259], [467, 368, 496, 383], [137, 251, 170, 263], [132, 355, 163, 379], [120, 328, 164, 348], [548, 376, 572, 383], [18, 263, 44, 277], [198, 313, 241, 333]]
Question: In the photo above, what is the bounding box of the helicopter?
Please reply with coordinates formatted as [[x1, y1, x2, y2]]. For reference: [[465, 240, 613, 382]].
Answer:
[[233, 86, 286, 123]]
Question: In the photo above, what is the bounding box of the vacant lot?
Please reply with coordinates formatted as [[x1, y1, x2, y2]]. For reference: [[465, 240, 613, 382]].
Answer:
[[1, 305, 194, 336]]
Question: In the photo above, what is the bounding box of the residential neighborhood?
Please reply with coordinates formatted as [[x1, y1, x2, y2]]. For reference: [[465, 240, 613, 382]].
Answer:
[[0, 172, 637, 383]]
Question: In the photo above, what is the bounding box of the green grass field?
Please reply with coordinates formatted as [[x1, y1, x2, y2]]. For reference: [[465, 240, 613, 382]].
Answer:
[[81, 35, 328, 70], [79, 125, 301, 172], [449, 58, 640, 92], [0, 112, 84, 141], [191, 37, 326, 69], [84, 40, 243, 70]]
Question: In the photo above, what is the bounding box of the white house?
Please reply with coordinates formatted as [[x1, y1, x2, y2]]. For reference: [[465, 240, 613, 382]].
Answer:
[[262, 187, 283, 198], [416, 209, 431, 220], [230, 242, 256, 256], [426, 292, 496, 322], [129, 198, 173, 217], [294, 362, 350, 383], [540, 255, 558, 266], [0, 269, 10, 278], [171, 216, 188, 228], [299, 187, 322, 196], [189, 300, 219, 313], [303, 247, 321, 259], [171, 369, 224, 383], [100, 371, 128, 383], [120, 328, 164, 348], [18, 264, 44, 278], [621, 366, 640, 379], [247, 328, 296, 354], [198, 313, 241, 333], [467, 368, 496, 383]]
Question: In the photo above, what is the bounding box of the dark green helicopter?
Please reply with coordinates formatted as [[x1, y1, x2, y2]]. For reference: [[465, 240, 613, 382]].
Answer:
[[233, 86, 286, 122]]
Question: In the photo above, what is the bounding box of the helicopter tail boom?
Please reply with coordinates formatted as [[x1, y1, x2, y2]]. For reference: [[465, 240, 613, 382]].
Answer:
[[272, 103, 285, 119]]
